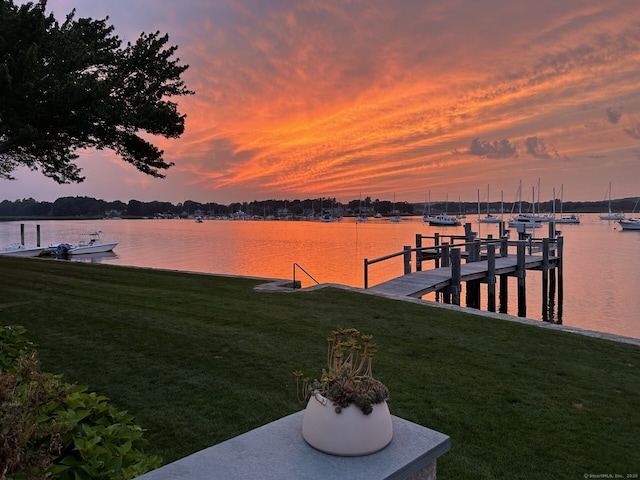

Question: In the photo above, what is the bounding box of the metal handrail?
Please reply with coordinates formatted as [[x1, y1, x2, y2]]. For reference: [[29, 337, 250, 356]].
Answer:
[[293, 263, 319, 289]]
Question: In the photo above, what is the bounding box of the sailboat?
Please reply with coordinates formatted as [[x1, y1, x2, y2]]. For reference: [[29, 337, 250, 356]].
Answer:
[[390, 194, 402, 222], [508, 181, 541, 229], [534, 178, 552, 222], [357, 194, 368, 222], [456, 196, 466, 219], [618, 197, 640, 230], [477, 184, 501, 223], [422, 191, 433, 223], [319, 198, 342, 222], [600, 182, 625, 220], [554, 185, 580, 224]]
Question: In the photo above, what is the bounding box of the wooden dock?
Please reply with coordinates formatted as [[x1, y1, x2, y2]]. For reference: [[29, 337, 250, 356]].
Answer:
[[369, 253, 556, 297], [364, 223, 563, 319]]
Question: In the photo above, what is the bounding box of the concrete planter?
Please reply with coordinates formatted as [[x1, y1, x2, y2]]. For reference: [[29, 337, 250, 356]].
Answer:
[[302, 393, 393, 456]]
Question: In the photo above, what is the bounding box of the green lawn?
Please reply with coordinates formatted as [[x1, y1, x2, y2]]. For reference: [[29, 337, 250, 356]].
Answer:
[[1, 256, 638, 479]]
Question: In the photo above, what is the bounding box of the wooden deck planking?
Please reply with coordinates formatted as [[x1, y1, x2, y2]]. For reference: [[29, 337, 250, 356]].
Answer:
[[369, 255, 558, 298]]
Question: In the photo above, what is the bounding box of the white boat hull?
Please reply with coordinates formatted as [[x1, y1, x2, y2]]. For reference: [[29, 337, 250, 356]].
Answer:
[[619, 219, 640, 231], [508, 214, 542, 228], [601, 214, 625, 220], [0, 244, 44, 257], [429, 214, 460, 226], [67, 241, 119, 255]]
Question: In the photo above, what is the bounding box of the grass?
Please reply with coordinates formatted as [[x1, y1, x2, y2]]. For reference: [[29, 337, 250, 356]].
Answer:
[[1, 256, 639, 479]]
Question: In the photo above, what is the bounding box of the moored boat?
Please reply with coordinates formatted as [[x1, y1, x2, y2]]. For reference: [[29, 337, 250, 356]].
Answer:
[[555, 213, 580, 224], [0, 243, 44, 257], [389, 194, 402, 222], [66, 231, 118, 255], [427, 193, 459, 226], [356, 194, 368, 222], [320, 213, 342, 222], [600, 182, 625, 220], [429, 213, 461, 226], [508, 181, 542, 228], [477, 185, 501, 224], [618, 218, 640, 230], [552, 185, 580, 224], [508, 214, 542, 228]]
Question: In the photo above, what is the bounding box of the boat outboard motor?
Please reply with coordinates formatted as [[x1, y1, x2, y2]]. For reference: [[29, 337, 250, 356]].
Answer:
[[56, 243, 71, 256]]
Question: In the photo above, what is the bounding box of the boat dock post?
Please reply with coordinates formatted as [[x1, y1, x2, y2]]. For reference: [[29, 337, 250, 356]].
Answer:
[[365, 223, 563, 321], [487, 243, 496, 312], [19, 223, 41, 247]]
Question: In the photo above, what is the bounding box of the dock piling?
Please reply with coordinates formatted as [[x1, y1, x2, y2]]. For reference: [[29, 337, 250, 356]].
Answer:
[[516, 240, 526, 317], [451, 248, 461, 306], [364, 228, 563, 321], [487, 244, 496, 312]]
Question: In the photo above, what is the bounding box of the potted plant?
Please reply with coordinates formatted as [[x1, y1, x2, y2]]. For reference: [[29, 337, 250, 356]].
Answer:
[[294, 328, 393, 456]]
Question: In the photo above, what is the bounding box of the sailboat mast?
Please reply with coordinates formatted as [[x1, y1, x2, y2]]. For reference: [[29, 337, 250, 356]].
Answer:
[[487, 184, 490, 215]]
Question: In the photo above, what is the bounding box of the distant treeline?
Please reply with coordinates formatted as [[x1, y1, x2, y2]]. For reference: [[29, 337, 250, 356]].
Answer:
[[0, 195, 637, 219]]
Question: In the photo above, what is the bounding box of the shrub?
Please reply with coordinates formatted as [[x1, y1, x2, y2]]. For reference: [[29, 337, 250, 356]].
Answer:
[[0, 325, 162, 479]]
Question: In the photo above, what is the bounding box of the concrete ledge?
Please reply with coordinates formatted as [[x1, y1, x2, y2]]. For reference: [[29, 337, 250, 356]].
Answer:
[[135, 412, 450, 480]]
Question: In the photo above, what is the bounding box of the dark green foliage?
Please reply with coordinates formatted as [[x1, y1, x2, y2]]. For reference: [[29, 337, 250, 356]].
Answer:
[[0, 325, 161, 479], [0, 0, 193, 184]]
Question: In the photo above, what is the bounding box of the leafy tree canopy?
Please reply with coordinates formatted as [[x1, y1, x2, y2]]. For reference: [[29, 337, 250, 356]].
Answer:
[[0, 0, 193, 183]]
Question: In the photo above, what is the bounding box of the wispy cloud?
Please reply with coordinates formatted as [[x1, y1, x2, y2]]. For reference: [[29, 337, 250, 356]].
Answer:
[[4, 0, 640, 203]]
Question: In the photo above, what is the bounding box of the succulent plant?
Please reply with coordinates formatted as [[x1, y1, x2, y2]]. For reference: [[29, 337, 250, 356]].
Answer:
[[294, 328, 389, 415]]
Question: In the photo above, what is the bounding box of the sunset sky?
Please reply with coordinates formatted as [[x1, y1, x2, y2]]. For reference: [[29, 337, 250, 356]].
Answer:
[[3, 0, 640, 205]]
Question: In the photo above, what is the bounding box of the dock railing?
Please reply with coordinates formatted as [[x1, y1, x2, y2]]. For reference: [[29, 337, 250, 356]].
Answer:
[[364, 230, 560, 290]]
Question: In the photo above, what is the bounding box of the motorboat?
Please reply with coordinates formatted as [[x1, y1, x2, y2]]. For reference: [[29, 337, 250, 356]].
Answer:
[[555, 214, 580, 224], [66, 231, 118, 255], [0, 243, 44, 257], [618, 218, 640, 231], [427, 193, 460, 226], [478, 214, 501, 224], [42, 243, 71, 256], [508, 214, 542, 229], [429, 213, 461, 226], [320, 213, 341, 222]]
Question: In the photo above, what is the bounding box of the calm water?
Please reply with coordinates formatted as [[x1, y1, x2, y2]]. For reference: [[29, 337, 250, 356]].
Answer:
[[2, 214, 639, 340]]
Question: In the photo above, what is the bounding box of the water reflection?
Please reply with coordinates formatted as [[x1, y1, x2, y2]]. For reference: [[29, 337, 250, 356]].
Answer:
[[63, 251, 117, 264], [1, 215, 638, 339]]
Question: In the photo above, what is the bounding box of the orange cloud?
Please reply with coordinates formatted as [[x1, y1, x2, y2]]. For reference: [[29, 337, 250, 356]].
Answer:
[[7, 0, 638, 205]]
